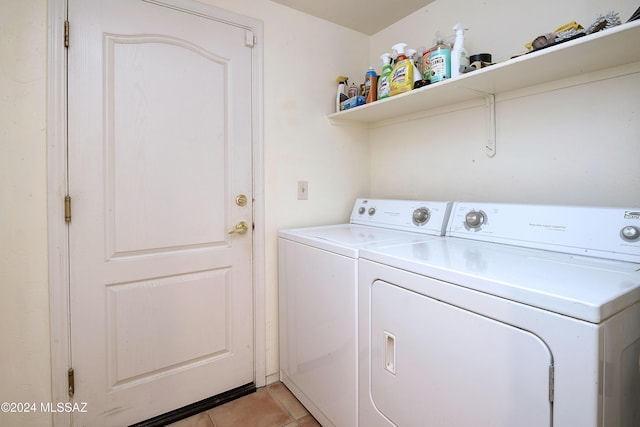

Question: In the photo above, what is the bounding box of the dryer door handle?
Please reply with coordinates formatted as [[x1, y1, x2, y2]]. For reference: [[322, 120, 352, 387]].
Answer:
[[384, 331, 396, 375]]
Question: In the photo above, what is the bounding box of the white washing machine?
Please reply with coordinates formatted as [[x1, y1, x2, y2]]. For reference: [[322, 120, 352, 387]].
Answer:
[[358, 202, 640, 427], [278, 199, 452, 427]]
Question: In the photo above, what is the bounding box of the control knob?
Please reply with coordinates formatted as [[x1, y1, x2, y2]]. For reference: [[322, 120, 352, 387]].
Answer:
[[358, 207, 366, 215], [465, 210, 486, 229], [621, 225, 640, 241], [368, 207, 376, 216], [412, 207, 431, 226]]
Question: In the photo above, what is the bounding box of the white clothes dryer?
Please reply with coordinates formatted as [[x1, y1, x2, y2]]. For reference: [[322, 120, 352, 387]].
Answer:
[[358, 202, 640, 427], [278, 199, 452, 427]]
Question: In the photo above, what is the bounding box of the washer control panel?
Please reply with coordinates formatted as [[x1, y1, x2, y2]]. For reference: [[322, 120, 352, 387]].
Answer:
[[351, 199, 452, 236], [448, 202, 640, 262]]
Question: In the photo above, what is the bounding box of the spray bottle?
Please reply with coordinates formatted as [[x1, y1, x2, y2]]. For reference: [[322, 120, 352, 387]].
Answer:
[[389, 43, 414, 96], [451, 23, 469, 78], [377, 53, 393, 100], [428, 32, 451, 83], [406, 48, 422, 89], [335, 76, 348, 112]]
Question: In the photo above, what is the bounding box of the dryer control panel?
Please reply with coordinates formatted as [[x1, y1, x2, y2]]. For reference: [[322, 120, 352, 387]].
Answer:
[[447, 202, 640, 262]]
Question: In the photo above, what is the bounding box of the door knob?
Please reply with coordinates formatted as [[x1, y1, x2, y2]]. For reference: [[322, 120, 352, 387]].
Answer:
[[228, 221, 249, 234]]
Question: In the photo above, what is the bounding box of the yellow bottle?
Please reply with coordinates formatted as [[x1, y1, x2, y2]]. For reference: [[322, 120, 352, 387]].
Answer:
[[389, 43, 414, 97]]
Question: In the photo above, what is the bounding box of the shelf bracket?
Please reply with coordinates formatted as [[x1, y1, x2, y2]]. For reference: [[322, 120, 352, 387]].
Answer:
[[484, 93, 496, 157]]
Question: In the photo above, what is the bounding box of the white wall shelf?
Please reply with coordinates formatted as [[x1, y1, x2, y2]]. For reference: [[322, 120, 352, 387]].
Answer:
[[328, 20, 640, 127]]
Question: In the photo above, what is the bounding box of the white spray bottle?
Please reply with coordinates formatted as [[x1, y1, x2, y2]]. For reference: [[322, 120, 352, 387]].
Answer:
[[335, 76, 349, 112], [406, 48, 422, 89], [451, 23, 469, 78]]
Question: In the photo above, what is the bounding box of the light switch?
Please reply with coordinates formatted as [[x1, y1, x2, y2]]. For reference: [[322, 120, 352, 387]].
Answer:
[[297, 181, 308, 200]]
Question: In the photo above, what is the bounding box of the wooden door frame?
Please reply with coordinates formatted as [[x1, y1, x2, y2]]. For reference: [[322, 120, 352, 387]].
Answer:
[[47, 1, 265, 424]]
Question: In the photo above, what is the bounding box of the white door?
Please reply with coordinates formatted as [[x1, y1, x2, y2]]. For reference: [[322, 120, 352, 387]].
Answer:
[[67, 0, 255, 424]]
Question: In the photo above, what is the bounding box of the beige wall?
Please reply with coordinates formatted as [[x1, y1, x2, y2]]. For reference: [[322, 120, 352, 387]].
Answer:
[[368, 0, 640, 206], [0, 1, 53, 426]]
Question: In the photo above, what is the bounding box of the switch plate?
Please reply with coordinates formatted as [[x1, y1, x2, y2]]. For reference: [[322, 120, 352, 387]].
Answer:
[[297, 181, 308, 200]]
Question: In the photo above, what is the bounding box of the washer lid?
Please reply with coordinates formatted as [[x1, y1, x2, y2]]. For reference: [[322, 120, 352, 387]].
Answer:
[[360, 238, 640, 323], [279, 224, 440, 258]]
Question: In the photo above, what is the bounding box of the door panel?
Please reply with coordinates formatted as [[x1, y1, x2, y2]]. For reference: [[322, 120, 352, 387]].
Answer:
[[106, 35, 228, 254], [68, 0, 254, 424], [107, 269, 230, 385], [370, 279, 553, 427]]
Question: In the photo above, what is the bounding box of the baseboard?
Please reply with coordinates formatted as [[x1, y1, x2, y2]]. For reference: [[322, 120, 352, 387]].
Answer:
[[265, 372, 281, 385]]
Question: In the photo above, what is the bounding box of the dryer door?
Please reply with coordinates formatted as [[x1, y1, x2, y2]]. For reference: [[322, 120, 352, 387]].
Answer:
[[370, 279, 553, 427]]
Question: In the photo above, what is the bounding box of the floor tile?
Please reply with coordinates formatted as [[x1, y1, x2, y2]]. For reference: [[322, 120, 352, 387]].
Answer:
[[166, 382, 319, 427], [295, 414, 322, 427], [207, 387, 294, 427], [267, 382, 310, 420], [166, 412, 214, 427]]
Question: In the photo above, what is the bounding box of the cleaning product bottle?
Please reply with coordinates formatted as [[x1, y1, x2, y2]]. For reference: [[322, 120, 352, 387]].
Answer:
[[335, 76, 348, 112], [451, 23, 469, 78], [377, 53, 393, 100], [428, 33, 451, 83], [347, 82, 358, 98], [364, 67, 377, 103], [406, 48, 422, 89], [421, 45, 435, 83], [389, 43, 414, 96]]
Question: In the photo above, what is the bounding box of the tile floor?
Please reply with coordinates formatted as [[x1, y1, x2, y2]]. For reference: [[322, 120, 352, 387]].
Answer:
[[168, 382, 321, 427]]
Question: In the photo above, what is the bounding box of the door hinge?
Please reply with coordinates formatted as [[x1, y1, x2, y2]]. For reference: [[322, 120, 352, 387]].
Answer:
[[548, 364, 554, 402], [64, 20, 69, 48], [64, 195, 72, 223], [68, 368, 75, 397], [244, 30, 255, 48]]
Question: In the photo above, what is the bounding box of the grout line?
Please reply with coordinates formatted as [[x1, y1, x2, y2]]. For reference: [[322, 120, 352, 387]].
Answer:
[[206, 411, 217, 427]]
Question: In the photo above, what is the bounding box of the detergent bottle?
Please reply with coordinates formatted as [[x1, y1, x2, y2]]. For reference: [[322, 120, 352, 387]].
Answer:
[[364, 67, 377, 103], [428, 33, 451, 83], [421, 45, 435, 83], [451, 23, 469, 78], [377, 53, 393, 100], [389, 43, 414, 96]]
